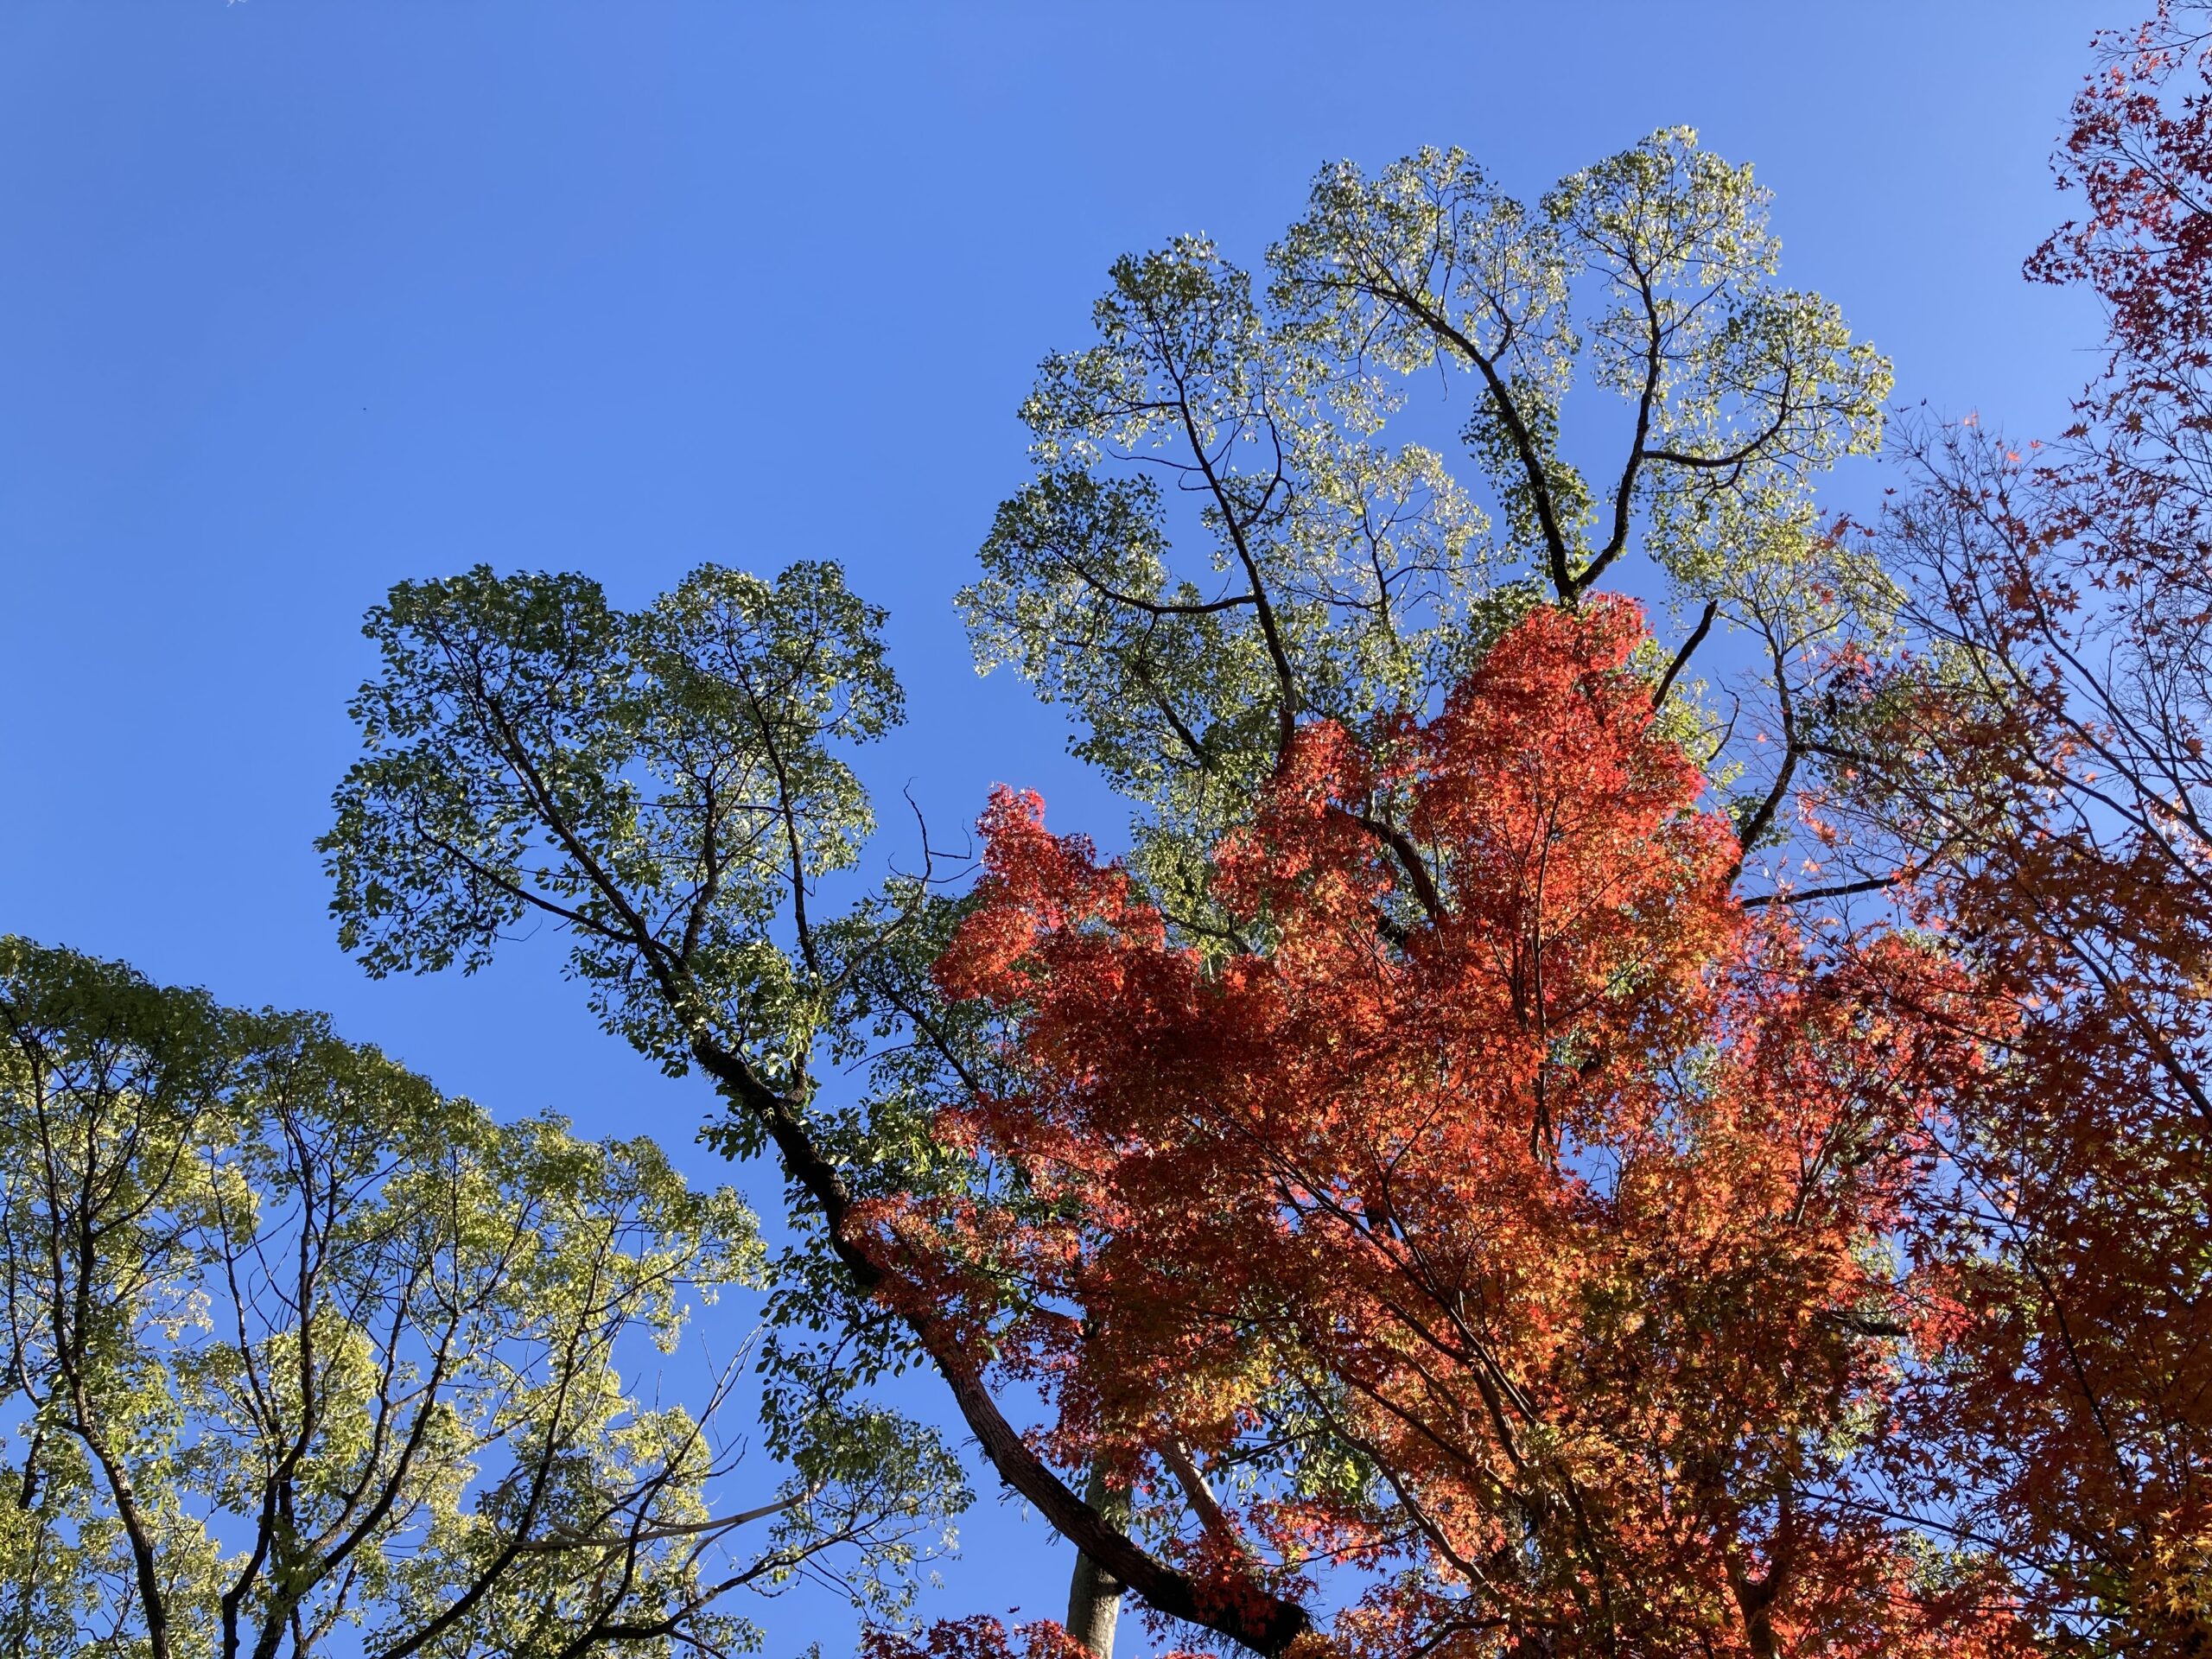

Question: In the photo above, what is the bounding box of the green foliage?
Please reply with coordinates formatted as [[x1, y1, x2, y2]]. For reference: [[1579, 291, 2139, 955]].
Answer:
[[325, 560, 900, 1094], [968, 130, 1897, 918], [321, 561, 987, 1630], [0, 938, 955, 1659]]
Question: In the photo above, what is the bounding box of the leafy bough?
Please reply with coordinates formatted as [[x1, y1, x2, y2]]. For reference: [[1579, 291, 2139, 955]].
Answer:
[[0, 937, 957, 1659]]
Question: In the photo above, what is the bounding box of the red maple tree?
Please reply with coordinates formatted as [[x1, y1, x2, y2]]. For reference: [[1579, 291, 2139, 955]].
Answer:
[[882, 598, 2029, 1659]]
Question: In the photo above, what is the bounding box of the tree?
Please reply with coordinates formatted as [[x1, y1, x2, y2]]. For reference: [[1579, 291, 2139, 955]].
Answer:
[[916, 595, 2028, 1659], [1822, 421, 2212, 1656], [1790, 8, 2212, 1650], [0, 937, 957, 1659], [964, 126, 1894, 935], [319, 132, 1904, 1659], [963, 124, 1898, 1646]]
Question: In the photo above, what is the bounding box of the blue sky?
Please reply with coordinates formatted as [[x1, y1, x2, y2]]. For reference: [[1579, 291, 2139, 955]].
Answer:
[[0, 1, 2141, 1647]]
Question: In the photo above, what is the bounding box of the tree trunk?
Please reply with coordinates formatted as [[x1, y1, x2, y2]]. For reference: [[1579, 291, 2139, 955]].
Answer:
[[1064, 1467, 1128, 1656]]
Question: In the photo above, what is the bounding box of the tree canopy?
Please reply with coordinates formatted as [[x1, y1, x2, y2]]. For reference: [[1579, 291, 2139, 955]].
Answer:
[[964, 128, 1894, 927], [312, 127, 1947, 1659], [0, 938, 957, 1659], [10, 15, 2211, 1659], [926, 597, 2022, 1658]]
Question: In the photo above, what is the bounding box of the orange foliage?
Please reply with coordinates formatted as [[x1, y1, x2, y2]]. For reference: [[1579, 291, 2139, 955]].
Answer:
[[904, 599, 2031, 1659]]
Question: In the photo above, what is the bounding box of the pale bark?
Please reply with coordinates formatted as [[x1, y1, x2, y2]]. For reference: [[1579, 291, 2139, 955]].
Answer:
[[1063, 1467, 1128, 1657]]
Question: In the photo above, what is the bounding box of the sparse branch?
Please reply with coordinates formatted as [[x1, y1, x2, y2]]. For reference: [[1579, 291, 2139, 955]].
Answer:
[[1586, 261, 1668, 593], [1376, 277, 1578, 600], [1728, 611, 1802, 865], [1342, 808, 1447, 922], [1651, 601, 1719, 710], [1143, 296, 1302, 755]]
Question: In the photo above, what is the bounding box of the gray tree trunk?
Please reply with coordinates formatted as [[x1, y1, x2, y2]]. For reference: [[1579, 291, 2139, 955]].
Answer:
[[1063, 1467, 1128, 1656]]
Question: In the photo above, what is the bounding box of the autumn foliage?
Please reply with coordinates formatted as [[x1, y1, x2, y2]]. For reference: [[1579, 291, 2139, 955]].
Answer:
[[1808, 9, 2212, 1650], [292, 16, 2212, 1655], [891, 599, 2029, 1659]]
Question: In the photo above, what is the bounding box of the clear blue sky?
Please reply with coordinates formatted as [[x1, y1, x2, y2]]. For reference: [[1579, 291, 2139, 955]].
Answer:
[[0, 1, 2139, 1647]]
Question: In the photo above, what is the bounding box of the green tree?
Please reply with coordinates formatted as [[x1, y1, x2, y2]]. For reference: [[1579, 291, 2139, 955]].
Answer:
[[966, 128, 1894, 936], [0, 937, 958, 1659]]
